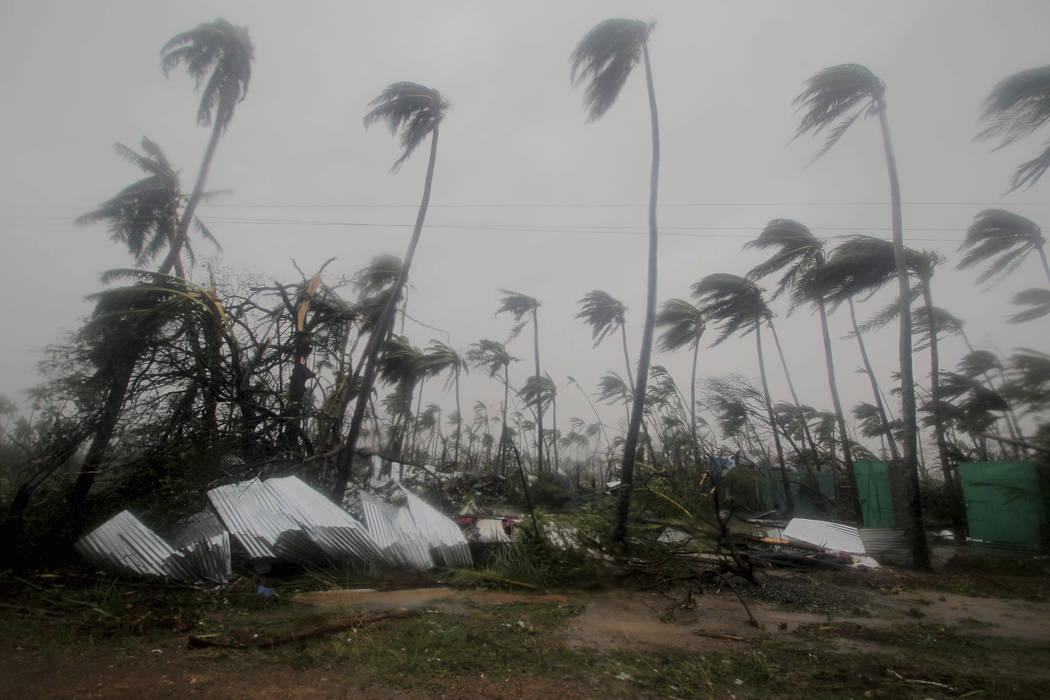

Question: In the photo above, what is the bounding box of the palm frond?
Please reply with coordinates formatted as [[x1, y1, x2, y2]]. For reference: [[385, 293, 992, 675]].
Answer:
[[690, 273, 768, 346], [810, 235, 927, 310], [496, 290, 539, 340], [794, 64, 884, 162], [570, 18, 651, 122], [957, 209, 1043, 285], [654, 298, 704, 352], [364, 82, 448, 172], [957, 350, 1002, 378], [353, 254, 402, 296], [977, 65, 1050, 191], [467, 339, 517, 378], [576, 290, 626, 346], [1009, 287, 1050, 323], [160, 18, 253, 130], [745, 218, 824, 305]]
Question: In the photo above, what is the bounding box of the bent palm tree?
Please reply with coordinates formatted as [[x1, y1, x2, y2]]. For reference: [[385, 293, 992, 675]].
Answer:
[[819, 237, 965, 537], [159, 18, 252, 276], [746, 218, 861, 517], [497, 291, 544, 473], [978, 66, 1050, 192], [795, 63, 929, 569], [571, 17, 660, 547], [422, 340, 468, 464], [692, 273, 793, 515], [958, 209, 1050, 287], [467, 339, 516, 474], [336, 82, 448, 500], [78, 139, 187, 276], [577, 290, 634, 388], [655, 298, 705, 465]]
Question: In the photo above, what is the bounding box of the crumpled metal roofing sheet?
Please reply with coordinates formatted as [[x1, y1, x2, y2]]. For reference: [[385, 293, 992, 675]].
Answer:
[[207, 478, 318, 565], [782, 518, 866, 554], [265, 476, 386, 566], [170, 509, 232, 584], [359, 490, 434, 569], [208, 477, 386, 567], [75, 510, 198, 582], [401, 487, 473, 568]]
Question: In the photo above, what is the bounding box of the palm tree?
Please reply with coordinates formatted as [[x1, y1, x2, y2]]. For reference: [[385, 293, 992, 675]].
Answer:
[[958, 209, 1050, 287], [746, 219, 860, 517], [336, 82, 448, 500], [571, 17, 660, 547], [519, 374, 559, 472], [819, 237, 965, 537], [467, 339, 516, 474], [654, 298, 705, 465], [496, 291, 544, 473], [158, 18, 253, 276], [977, 65, 1050, 192], [421, 340, 468, 465], [794, 63, 929, 569], [377, 335, 423, 460], [576, 290, 634, 388], [692, 273, 793, 515], [78, 139, 194, 278]]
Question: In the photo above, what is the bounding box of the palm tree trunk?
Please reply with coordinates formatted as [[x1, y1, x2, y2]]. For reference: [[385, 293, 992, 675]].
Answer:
[[551, 393, 559, 473], [612, 41, 659, 549], [689, 333, 701, 467], [817, 296, 864, 522], [499, 365, 510, 475], [848, 298, 901, 461], [159, 118, 223, 277], [453, 367, 462, 465], [921, 284, 967, 541], [877, 105, 931, 570], [756, 317, 793, 516], [1038, 245, 1050, 287], [531, 308, 544, 474], [409, 377, 425, 462], [334, 126, 440, 501], [70, 358, 136, 526]]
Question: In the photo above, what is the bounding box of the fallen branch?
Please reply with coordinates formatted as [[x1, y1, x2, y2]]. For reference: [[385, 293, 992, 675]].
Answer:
[[693, 630, 746, 641], [711, 571, 761, 628], [187, 609, 422, 649]]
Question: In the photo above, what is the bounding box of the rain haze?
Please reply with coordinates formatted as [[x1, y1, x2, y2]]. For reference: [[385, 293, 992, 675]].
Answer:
[[1, 0, 1048, 453]]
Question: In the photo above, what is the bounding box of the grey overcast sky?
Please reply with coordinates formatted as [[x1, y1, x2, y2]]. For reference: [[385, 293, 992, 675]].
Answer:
[[1, 0, 1048, 446]]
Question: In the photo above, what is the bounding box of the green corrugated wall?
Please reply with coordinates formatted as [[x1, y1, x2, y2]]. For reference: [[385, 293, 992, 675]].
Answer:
[[959, 462, 1047, 549], [853, 461, 896, 528]]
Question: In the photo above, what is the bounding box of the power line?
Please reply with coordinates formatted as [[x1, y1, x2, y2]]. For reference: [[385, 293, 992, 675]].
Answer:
[[3, 199, 1049, 211]]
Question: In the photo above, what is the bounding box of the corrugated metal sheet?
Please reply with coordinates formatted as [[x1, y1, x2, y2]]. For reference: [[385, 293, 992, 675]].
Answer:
[[207, 478, 319, 565], [170, 509, 232, 584], [401, 487, 473, 568], [858, 527, 911, 564], [75, 510, 198, 582], [265, 476, 386, 566], [782, 518, 866, 554], [359, 490, 434, 569]]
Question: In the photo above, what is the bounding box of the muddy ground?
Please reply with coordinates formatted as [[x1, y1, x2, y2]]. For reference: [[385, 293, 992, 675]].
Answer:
[[2, 554, 1049, 698]]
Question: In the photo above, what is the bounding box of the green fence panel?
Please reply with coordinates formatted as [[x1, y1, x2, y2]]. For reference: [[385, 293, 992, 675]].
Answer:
[[853, 461, 896, 528], [959, 462, 1047, 549]]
